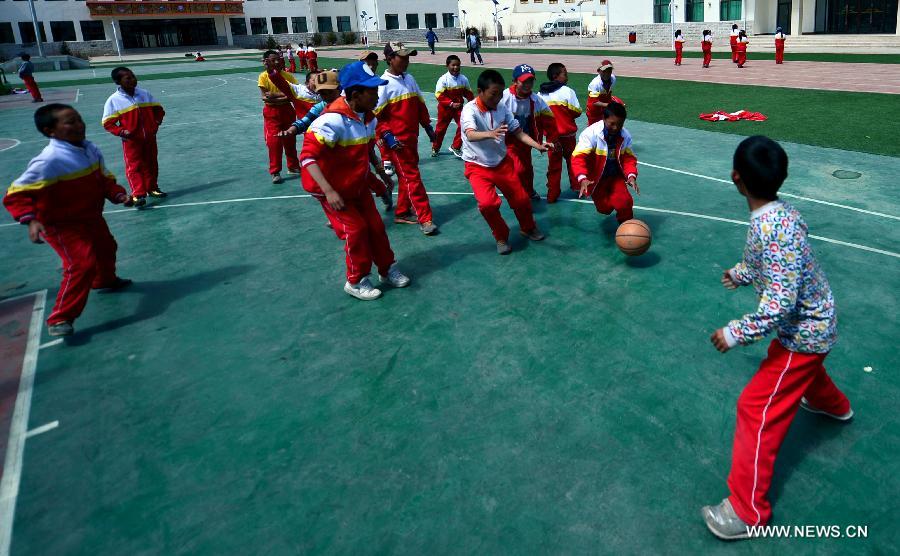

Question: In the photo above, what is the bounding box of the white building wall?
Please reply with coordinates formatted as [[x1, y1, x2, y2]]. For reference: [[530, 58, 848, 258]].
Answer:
[[458, 0, 607, 38]]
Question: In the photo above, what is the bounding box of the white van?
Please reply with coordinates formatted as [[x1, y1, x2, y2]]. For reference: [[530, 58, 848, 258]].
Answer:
[[540, 18, 582, 37]]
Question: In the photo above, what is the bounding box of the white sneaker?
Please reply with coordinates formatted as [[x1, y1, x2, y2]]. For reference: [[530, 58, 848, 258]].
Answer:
[[379, 265, 411, 288], [799, 397, 854, 421], [383, 161, 395, 177], [448, 147, 463, 159], [344, 277, 382, 300]]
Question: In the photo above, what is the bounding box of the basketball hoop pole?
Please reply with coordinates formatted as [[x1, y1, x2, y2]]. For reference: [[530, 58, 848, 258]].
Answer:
[[25, 0, 44, 58]]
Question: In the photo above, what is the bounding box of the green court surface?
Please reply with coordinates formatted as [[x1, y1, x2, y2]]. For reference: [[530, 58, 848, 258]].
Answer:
[[0, 59, 898, 554]]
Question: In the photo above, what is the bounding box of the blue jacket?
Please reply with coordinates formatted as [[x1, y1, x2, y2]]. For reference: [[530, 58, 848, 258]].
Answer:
[[425, 30, 438, 44], [18, 61, 34, 78]]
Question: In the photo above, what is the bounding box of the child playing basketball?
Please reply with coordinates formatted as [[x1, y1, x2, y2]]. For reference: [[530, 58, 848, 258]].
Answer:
[[300, 62, 410, 300], [4, 104, 133, 336], [500, 63, 558, 201], [586, 60, 623, 126], [461, 69, 550, 255], [703, 135, 853, 541], [572, 102, 639, 224], [433, 55, 474, 158], [102, 67, 167, 207], [538, 63, 582, 203]]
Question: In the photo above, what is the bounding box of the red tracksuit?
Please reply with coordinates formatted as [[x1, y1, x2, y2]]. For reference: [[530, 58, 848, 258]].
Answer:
[[433, 71, 474, 152], [674, 37, 685, 65], [102, 86, 165, 197], [775, 36, 786, 64], [702, 38, 713, 67], [501, 86, 558, 198], [22, 75, 43, 101], [298, 50, 308, 70], [375, 71, 434, 224], [307, 50, 318, 72], [736, 40, 748, 68], [538, 83, 582, 202], [258, 70, 301, 175], [301, 98, 395, 284], [586, 74, 624, 126], [572, 122, 638, 223], [730, 32, 739, 63], [4, 139, 128, 325]]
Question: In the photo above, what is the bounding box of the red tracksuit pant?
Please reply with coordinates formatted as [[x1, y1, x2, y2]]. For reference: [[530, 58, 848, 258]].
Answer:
[[702, 49, 712, 67], [289, 59, 296, 72], [727, 340, 851, 526], [507, 140, 535, 197], [546, 134, 577, 202], [22, 75, 43, 101], [41, 218, 118, 325], [263, 104, 299, 175], [775, 42, 785, 64], [121, 135, 159, 197], [590, 174, 633, 223], [731, 42, 739, 63], [675, 44, 683, 65], [465, 157, 536, 242], [389, 145, 433, 224], [308, 57, 318, 72], [737, 50, 748, 67], [432, 105, 463, 151], [315, 190, 395, 284]]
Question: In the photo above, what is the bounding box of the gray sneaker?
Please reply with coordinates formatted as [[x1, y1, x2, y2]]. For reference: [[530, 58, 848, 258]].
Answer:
[[701, 498, 751, 541], [48, 321, 74, 337], [496, 240, 512, 255], [520, 228, 546, 241], [420, 221, 439, 235], [379, 264, 411, 288], [800, 397, 854, 421], [343, 277, 382, 301]]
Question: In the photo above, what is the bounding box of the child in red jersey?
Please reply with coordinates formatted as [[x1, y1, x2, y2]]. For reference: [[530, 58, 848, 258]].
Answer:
[[537, 63, 582, 203]]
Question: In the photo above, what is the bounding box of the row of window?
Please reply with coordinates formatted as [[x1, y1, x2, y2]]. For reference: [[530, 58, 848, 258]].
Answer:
[[653, 0, 742, 23], [228, 12, 455, 36], [0, 20, 105, 43], [385, 13, 455, 30]]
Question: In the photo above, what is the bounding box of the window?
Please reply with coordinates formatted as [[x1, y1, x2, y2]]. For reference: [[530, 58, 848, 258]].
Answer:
[[272, 17, 288, 34], [336, 16, 351, 32], [442, 13, 455, 28], [0, 22, 14, 44], [406, 14, 419, 29], [385, 14, 400, 30], [549, 0, 558, 4], [317, 17, 333, 32], [720, 0, 741, 21], [229, 18, 247, 36], [520, 0, 528, 3], [80, 20, 105, 40], [250, 17, 268, 35], [685, 0, 704, 22], [534, 0, 542, 3], [425, 13, 437, 28], [653, 0, 671, 23], [291, 17, 307, 33], [50, 21, 76, 41], [18, 22, 47, 43]]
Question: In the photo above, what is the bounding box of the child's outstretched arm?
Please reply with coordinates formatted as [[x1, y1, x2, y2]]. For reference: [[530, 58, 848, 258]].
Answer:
[[512, 128, 551, 152]]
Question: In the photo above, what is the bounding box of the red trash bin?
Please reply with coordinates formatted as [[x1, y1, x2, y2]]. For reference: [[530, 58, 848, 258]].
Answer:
[[628, 31, 637, 44]]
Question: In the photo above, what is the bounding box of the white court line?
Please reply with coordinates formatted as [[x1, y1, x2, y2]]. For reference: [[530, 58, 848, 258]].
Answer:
[[162, 77, 229, 97], [39, 339, 63, 350], [638, 161, 900, 221], [0, 139, 20, 153], [24, 421, 58, 440], [0, 290, 47, 556], [91, 68, 96, 78], [73, 89, 81, 103]]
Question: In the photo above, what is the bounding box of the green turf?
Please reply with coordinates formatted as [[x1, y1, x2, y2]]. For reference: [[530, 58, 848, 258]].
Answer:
[[0, 70, 897, 554]]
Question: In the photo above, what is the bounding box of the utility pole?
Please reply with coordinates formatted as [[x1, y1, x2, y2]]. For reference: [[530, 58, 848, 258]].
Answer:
[[25, 0, 44, 57]]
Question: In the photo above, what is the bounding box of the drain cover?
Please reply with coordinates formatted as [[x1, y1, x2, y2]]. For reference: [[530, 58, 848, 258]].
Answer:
[[832, 170, 862, 179]]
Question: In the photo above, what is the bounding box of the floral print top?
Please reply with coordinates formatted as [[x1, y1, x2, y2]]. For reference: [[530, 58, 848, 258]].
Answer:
[[724, 201, 837, 354]]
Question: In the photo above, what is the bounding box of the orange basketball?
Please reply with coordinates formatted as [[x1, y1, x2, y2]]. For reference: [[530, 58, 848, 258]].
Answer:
[[615, 219, 652, 256]]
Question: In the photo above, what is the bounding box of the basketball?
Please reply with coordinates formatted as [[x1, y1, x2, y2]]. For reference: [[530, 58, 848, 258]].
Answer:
[[615, 219, 652, 256]]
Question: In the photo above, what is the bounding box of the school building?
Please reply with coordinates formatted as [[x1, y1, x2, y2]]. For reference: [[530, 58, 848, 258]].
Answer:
[[0, 0, 461, 57], [606, 1, 900, 43]]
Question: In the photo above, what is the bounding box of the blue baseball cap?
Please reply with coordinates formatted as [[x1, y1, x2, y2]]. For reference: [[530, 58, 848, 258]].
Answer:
[[512, 63, 536, 83], [339, 61, 387, 90]]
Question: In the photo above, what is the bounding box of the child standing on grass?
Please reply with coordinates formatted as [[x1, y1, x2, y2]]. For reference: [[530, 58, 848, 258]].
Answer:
[[432, 55, 474, 158], [703, 135, 853, 541], [586, 60, 622, 126], [300, 62, 410, 301], [102, 66, 167, 207], [538, 63, 581, 203], [500, 63, 558, 201], [17, 54, 43, 103], [701, 30, 713, 68], [461, 69, 550, 255], [4, 104, 133, 337]]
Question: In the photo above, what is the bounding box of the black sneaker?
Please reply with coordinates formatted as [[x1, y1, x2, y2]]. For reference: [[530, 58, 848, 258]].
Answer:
[[93, 277, 133, 292], [132, 196, 147, 208], [148, 189, 168, 198], [48, 321, 74, 336]]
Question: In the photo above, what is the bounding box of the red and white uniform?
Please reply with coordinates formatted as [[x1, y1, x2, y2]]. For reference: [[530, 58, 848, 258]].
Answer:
[[258, 70, 300, 175], [500, 87, 558, 197], [586, 74, 623, 125], [674, 33, 686, 65], [300, 98, 395, 284], [730, 29, 740, 62], [298, 46, 308, 70], [287, 47, 296, 72], [736, 36, 749, 67], [537, 83, 582, 202], [290, 82, 321, 120], [571, 121, 638, 223], [3, 139, 127, 325], [433, 71, 474, 152], [375, 70, 434, 224], [460, 98, 536, 241], [102, 86, 164, 197], [306, 47, 318, 72], [775, 31, 786, 64], [701, 34, 713, 67]]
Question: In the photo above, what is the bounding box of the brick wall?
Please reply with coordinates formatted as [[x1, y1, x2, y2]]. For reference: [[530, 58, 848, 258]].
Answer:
[[0, 41, 117, 60], [608, 21, 754, 45]]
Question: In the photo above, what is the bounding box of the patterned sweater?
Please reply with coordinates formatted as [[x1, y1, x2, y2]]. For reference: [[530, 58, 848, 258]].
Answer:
[[724, 201, 837, 354]]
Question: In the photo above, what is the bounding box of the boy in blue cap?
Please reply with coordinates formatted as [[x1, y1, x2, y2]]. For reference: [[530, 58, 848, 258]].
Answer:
[[299, 61, 410, 301]]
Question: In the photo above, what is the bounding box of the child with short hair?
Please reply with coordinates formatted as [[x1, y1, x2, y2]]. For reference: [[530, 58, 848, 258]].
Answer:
[[703, 135, 853, 541], [432, 55, 474, 158], [375, 42, 438, 235], [300, 61, 410, 301], [572, 102, 639, 224], [298, 43, 308, 71], [307, 45, 319, 72], [102, 66, 166, 207], [292, 71, 322, 120], [674, 29, 686, 65], [730, 24, 740, 63], [17, 53, 43, 102], [586, 60, 623, 126], [736, 30, 750, 68], [359, 50, 379, 74], [538, 63, 582, 203], [461, 69, 551, 255], [701, 30, 713, 68], [3, 104, 133, 337], [286, 44, 296, 72], [775, 27, 787, 64], [500, 63, 558, 201], [257, 50, 300, 184]]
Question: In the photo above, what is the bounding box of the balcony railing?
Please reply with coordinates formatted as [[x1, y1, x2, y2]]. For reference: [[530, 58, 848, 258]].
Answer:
[[86, 1, 244, 17]]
